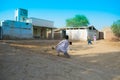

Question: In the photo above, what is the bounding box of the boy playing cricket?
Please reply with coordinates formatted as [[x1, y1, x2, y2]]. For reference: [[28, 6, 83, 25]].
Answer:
[[55, 35, 71, 58]]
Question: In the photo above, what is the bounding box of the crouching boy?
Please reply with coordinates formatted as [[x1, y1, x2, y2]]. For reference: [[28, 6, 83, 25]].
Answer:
[[55, 35, 71, 58]]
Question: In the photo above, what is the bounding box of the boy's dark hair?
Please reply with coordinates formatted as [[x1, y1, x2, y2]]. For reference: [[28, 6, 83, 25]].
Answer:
[[65, 35, 69, 39], [69, 41, 72, 45]]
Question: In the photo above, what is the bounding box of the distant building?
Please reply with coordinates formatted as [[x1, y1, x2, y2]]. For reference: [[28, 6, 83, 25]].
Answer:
[[27, 17, 56, 39], [1, 20, 33, 39], [0, 8, 56, 39], [0, 18, 55, 39], [54, 26, 99, 41], [102, 27, 117, 40]]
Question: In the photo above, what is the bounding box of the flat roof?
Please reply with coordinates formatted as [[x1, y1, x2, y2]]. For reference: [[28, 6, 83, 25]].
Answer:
[[27, 17, 56, 28]]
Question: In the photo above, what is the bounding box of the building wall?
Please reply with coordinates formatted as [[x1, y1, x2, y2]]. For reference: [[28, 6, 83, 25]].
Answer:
[[15, 8, 28, 22], [102, 27, 117, 40], [66, 29, 88, 41], [66, 29, 99, 41], [48, 32, 62, 39], [87, 29, 99, 40], [26, 17, 55, 39], [0, 26, 2, 39], [1, 20, 33, 39]]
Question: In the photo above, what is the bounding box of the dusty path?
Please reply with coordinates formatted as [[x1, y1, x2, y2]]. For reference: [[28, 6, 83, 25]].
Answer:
[[0, 40, 120, 80]]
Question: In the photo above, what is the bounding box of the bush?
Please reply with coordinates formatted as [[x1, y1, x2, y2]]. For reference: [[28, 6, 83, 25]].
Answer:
[[111, 20, 120, 40]]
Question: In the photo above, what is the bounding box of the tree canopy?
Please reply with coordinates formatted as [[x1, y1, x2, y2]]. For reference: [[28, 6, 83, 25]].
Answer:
[[66, 15, 89, 27], [111, 20, 120, 38]]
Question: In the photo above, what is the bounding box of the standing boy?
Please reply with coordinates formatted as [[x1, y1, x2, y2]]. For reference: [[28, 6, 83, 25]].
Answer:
[[87, 36, 92, 45], [93, 35, 96, 43]]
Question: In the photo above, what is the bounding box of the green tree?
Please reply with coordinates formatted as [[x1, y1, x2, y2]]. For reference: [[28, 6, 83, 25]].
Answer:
[[111, 20, 120, 38], [66, 15, 89, 27]]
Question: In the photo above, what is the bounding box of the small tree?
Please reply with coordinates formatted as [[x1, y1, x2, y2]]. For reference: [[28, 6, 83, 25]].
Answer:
[[66, 15, 89, 27], [111, 20, 120, 39]]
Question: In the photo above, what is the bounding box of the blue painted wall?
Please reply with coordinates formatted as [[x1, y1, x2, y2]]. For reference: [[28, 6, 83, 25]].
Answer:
[[1, 20, 33, 39]]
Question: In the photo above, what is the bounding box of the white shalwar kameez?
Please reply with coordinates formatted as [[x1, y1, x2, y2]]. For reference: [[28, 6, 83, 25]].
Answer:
[[56, 39, 69, 54]]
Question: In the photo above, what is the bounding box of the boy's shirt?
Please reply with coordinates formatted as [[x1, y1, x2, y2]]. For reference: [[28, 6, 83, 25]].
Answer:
[[56, 39, 69, 53]]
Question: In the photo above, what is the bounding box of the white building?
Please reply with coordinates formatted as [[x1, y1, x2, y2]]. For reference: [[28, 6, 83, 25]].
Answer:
[[54, 26, 99, 41], [65, 26, 99, 41]]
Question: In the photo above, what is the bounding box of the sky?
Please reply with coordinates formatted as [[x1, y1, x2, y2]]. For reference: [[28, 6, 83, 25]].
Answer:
[[0, 0, 120, 30]]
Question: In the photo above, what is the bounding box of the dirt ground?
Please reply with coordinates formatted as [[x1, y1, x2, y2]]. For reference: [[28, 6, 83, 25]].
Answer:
[[0, 40, 120, 80]]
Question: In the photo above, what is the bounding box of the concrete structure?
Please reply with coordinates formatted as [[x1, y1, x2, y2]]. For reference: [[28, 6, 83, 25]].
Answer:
[[102, 27, 117, 40], [0, 8, 56, 39], [0, 18, 55, 39], [15, 8, 28, 22], [65, 26, 99, 41], [27, 17, 55, 39], [1, 20, 33, 39], [54, 26, 99, 41]]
